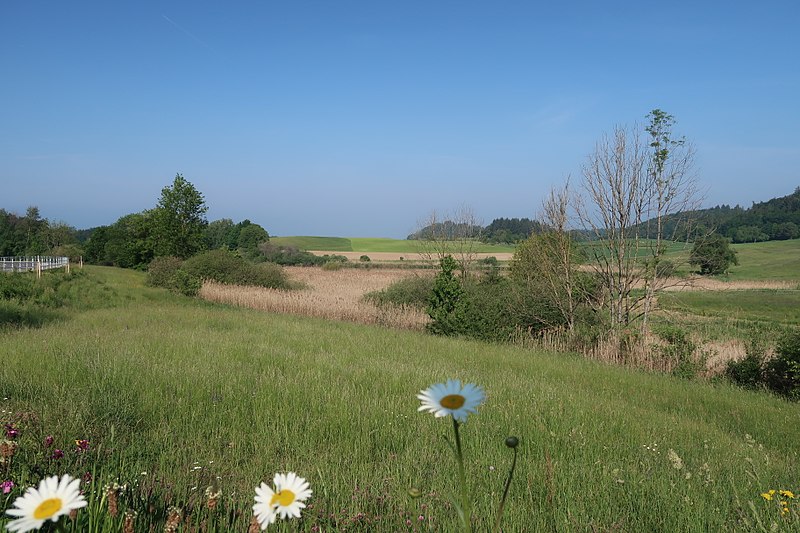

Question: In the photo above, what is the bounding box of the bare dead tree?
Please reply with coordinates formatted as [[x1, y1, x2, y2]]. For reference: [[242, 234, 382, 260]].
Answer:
[[575, 124, 650, 327], [575, 112, 701, 330], [536, 182, 579, 330]]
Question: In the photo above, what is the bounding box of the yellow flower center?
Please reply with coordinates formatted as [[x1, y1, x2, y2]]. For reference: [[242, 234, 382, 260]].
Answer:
[[440, 394, 466, 409], [270, 489, 296, 507], [33, 498, 63, 520]]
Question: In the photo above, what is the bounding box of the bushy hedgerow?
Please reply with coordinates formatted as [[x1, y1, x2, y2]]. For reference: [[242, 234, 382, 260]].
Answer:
[[181, 249, 291, 289]]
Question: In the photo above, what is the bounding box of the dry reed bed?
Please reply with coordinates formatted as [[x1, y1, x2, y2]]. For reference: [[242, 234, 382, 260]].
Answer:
[[199, 267, 430, 330]]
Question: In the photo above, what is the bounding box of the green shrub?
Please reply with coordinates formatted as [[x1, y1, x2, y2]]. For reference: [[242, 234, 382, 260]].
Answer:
[[653, 324, 700, 379], [172, 269, 202, 296], [763, 329, 800, 400], [146, 256, 184, 288], [0, 272, 40, 301], [726, 353, 765, 390], [364, 275, 433, 309], [182, 249, 290, 289], [359, 255, 371, 262], [655, 259, 676, 279], [726, 335, 768, 389]]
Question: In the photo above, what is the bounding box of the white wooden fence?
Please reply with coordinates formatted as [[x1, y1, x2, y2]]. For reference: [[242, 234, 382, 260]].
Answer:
[[0, 256, 70, 277]]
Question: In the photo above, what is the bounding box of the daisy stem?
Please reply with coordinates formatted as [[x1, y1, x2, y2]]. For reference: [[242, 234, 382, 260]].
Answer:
[[452, 418, 472, 533], [492, 446, 517, 533]]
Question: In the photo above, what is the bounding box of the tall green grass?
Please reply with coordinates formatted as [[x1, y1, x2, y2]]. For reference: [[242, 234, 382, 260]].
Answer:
[[1, 268, 799, 530]]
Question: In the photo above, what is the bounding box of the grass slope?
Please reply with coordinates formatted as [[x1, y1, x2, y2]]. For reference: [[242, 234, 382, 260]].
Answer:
[[660, 290, 800, 326], [728, 239, 800, 281], [1, 267, 799, 530]]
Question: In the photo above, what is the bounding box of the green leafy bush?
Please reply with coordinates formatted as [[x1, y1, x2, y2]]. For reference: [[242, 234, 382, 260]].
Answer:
[[763, 330, 800, 400], [182, 249, 290, 289], [653, 325, 700, 379], [655, 259, 676, 279], [359, 255, 371, 262], [146, 256, 184, 289], [171, 269, 203, 296], [0, 272, 40, 301], [726, 336, 768, 389], [364, 276, 433, 309]]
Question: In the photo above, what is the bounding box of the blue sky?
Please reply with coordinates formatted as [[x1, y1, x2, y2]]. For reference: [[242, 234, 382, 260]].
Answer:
[[2, 1, 798, 238]]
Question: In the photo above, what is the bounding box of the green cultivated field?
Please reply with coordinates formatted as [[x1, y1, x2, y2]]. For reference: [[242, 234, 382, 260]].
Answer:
[[727, 239, 800, 281], [1, 267, 799, 531], [270, 236, 516, 254], [269, 236, 354, 251]]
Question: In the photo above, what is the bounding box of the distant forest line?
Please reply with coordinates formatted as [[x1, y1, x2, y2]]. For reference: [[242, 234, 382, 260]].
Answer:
[[409, 187, 800, 244]]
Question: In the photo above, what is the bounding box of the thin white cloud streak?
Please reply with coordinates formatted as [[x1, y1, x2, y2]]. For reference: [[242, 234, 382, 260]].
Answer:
[[161, 14, 222, 57]]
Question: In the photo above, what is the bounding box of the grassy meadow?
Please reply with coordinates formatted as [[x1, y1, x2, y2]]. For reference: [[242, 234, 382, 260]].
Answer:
[[2, 267, 800, 531], [727, 239, 800, 281]]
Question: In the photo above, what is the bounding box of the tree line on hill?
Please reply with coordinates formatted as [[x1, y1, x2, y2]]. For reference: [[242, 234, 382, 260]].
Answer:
[[629, 187, 800, 243], [411, 189, 800, 246]]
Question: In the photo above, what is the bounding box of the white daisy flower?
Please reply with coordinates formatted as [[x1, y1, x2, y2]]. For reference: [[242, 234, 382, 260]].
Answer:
[[417, 379, 485, 423], [5, 474, 87, 532], [253, 472, 312, 529]]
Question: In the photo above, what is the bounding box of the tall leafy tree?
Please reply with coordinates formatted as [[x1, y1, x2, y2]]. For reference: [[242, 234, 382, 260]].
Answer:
[[689, 234, 738, 275], [152, 174, 208, 259]]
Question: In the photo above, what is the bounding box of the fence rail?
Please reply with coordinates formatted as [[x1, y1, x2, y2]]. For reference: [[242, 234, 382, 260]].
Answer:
[[0, 256, 70, 276]]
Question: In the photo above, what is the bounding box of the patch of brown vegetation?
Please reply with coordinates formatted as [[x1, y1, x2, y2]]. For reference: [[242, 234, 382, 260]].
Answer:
[[664, 278, 796, 291], [199, 267, 429, 330]]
